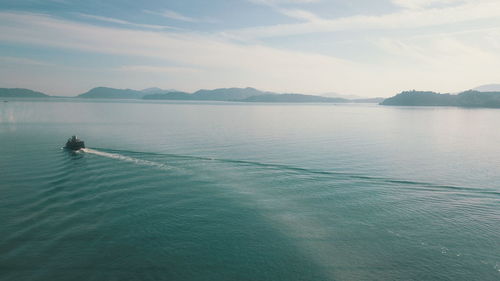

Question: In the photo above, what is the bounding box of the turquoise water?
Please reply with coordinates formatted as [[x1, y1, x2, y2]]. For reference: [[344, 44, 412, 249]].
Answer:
[[1, 99, 499, 280]]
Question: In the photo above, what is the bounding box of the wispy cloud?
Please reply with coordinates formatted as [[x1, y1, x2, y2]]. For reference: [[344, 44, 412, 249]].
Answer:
[[249, 0, 322, 22], [227, 1, 500, 39], [0, 56, 52, 66], [249, 0, 321, 5], [144, 9, 197, 22], [276, 8, 322, 21], [391, 0, 464, 9], [376, 36, 497, 66], [1, 11, 500, 96], [114, 65, 200, 74], [77, 14, 174, 30], [0, 11, 368, 94]]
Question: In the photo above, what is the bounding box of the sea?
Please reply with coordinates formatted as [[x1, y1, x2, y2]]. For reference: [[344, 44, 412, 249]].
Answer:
[[1, 98, 499, 281]]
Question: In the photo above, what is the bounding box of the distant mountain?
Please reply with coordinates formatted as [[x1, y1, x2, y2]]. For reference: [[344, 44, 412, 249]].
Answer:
[[143, 91, 192, 100], [0, 86, 386, 104], [381, 90, 500, 108], [321, 92, 363, 100], [141, 87, 179, 94], [142, 87, 352, 103], [381, 91, 452, 106], [191, 87, 271, 101], [242, 93, 348, 103], [0, 88, 49, 98], [78, 87, 144, 99], [141, 87, 163, 93], [472, 84, 500, 92], [455, 90, 500, 107]]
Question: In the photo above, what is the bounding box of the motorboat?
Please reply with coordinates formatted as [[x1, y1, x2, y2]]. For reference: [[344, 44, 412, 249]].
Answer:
[[65, 135, 85, 150]]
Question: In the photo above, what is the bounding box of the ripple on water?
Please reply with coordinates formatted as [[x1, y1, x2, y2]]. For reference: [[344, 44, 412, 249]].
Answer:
[[1, 145, 499, 281]]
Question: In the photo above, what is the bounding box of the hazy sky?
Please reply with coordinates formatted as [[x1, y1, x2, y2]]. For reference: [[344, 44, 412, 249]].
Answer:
[[1, 0, 500, 97]]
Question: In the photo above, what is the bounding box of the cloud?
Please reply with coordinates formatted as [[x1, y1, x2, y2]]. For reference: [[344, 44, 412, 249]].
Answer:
[[1, 11, 500, 96], [144, 9, 197, 22], [249, 0, 321, 5], [391, 0, 464, 9], [249, 0, 322, 22], [227, 1, 500, 39], [0, 11, 366, 94], [377, 36, 498, 66], [0, 56, 52, 66], [373, 35, 500, 92], [114, 65, 200, 74], [77, 14, 175, 30], [276, 8, 322, 21]]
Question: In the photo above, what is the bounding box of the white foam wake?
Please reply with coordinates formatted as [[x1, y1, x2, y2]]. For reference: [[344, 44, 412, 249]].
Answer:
[[82, 148, 170, 170]]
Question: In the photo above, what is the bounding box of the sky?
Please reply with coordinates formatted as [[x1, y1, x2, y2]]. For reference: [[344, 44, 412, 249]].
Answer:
[[1, 0, 500, 97]]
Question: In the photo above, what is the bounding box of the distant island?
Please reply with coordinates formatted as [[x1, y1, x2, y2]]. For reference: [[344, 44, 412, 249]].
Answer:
[[78, 87, 146, 99], [83, 86, 352, 103], [5, 85, 500, 107], [0, 88, 49, 98], [142, 91, 192, 100], [143, 88, 352, 103], [241, 93, 347, 103], [381, 90, 500, 108], [74, 85, 500, 106], [1, 86, 384, 103], [471, 84, 500, 92]]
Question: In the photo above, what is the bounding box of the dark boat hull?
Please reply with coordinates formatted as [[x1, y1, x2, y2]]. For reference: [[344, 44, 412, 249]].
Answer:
[[65, 136, 85, 150], [65, 142, 85, 150]]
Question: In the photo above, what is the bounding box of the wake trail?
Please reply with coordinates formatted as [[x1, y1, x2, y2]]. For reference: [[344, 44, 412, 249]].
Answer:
[[95, 148, 496, 196], [85, 148, 499, 197], [82, 148, 171, 170]]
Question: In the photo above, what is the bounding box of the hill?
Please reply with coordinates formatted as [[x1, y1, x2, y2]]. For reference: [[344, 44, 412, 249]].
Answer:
[[455, 90, 500, 107], [78, 87, 144, 99], [472, 84, 500, 92], [0, 86, 385, 103], [142, 87, 274, 101], [142, 91, 192, 100], [242, 93, 348, 103], [320, 92, 363, 99], [0, 88, 49, 98], [143, 88, 354, 103], [141, 87, 179, 94], [381, 91, 453, 106], [381, 90, 500, 108], [190, 87, 271, 101]]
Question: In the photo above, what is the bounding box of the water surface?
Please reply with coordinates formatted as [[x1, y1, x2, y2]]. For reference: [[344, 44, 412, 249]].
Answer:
[[1, 99, 499, 280]]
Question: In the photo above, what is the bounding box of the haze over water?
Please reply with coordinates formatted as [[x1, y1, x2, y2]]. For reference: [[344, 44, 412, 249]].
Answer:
[[1, 99, 499, 281]]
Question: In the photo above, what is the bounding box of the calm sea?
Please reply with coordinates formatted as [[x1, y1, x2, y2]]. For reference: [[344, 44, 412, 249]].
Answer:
[[1, 98, 499, 281]]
